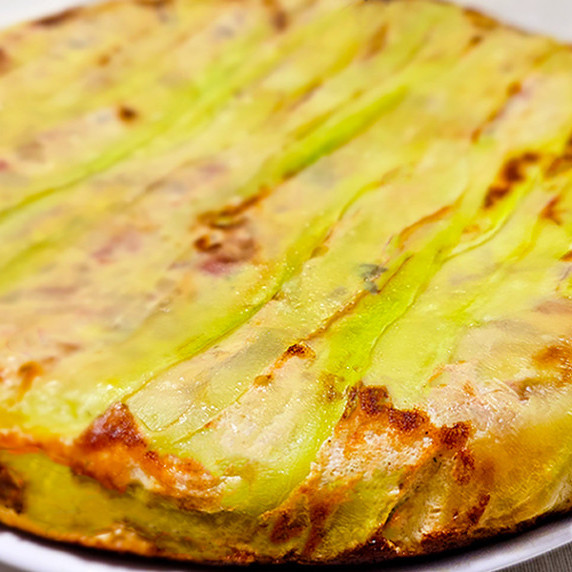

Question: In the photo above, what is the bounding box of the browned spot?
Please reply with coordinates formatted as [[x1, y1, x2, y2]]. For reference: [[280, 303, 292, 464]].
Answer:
[[263, 382, 492, 561], [262, 0, 289, 31], [506, 82, 524, 99], [274, 341, 316, 366], [74, 403, 220, 508], [561, 250, 572, 262], [284, 342, 316, 360], [504, 152, 539, 182], [452, 449, 475, 485], [511, 378, 536, 401], [467, 34, 484, 48], [35, 7, 81, 26], [483, 185, 510, 209], [98, 53, 112, 67], [387, 408, 429, 434], [303, 501, 333, 556], [0, 463, 25, 514], [194, 233, 222, 252], [198, 225, 258, 275], [197, 195, 266, 275], [200, 188, 271, 229], [77, 403, 146, 452], [541, 196, 563, 225], [439, 422, 471, 450], [269, 509, 307, 544], [333, 533, 396, 564], [272, 290, 285, 301], [58, 341, 82, 355], [534, 342, 572, 385], [358, 385, 390, 416], [117, 105, 139, 123], [464, 8, 498, 30], [345, 383, 433, 436], [483, 152, 539, 209], [420, 529, 471, 555], [363, 24, 388, 60], [0, 48, 11, 74], [213, 233, 257, 263], [250, 342, 317, 396], [310, 244, 329, 258], [254, 374, 273, 386], [426, 365, 446, 386], [342, 384, 360, 420], [516, 342, 572, 396], [267, 477, 355, 556], [17, 361, 43, 398], [547, 155, 572, 178], [136, 0, 173, 6], [466, 492, 490, 525]]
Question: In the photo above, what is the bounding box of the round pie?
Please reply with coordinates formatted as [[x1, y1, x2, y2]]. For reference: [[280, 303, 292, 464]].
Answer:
[[1, 0, 572, 564]]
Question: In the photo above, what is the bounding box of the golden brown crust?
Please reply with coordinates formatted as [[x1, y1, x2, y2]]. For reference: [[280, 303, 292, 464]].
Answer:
[[3, 498, 572, 565], [0, 404, 222, 511], [0, 508, 166, 560], [0, 464, 25, 515], [73, 405, 221, 510], [482, 152, 540, 209], [33, 7, 84, 27]]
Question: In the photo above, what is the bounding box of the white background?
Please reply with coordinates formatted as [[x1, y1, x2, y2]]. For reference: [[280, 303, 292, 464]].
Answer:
[[0, 0, 570, 40]]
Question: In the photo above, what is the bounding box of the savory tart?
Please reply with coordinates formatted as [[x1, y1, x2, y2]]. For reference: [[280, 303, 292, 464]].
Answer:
[[1, 0, 572, 564]]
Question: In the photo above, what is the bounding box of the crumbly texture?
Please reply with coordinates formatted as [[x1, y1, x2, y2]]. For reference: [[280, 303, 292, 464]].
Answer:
[[2, 0, 572, 563]]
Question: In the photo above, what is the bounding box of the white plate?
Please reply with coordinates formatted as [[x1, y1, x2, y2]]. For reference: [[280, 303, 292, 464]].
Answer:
[[1, 516, 572, 572], [0, 1, 571, 571]]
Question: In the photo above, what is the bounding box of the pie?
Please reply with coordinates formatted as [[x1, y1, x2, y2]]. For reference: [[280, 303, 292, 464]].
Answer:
[[1, 0, 572, 564]]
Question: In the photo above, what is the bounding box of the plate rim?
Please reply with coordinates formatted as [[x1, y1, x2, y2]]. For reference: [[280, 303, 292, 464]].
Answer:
[[2, 514, 572, 572]]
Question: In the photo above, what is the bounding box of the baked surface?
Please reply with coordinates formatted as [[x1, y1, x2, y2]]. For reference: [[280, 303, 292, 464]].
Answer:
[[2, 0, 572, 563]]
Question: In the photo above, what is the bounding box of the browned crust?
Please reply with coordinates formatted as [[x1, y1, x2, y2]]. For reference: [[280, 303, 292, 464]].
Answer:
[[3, 498, 572, 565], [0, 464, 25, 514], [2, 379, 567, 564], [0, 48, 11, 75], [262, 0, 289, 31], [74, 404, 222, 510], [0, 404, 221, 511], [334, 504, 572, 565], [116, 105, 139, 123], [482, 152, 540, 209], [135, 0, 174, 7], [0, 508, 174, 562], [33, 7, 83, 27]]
